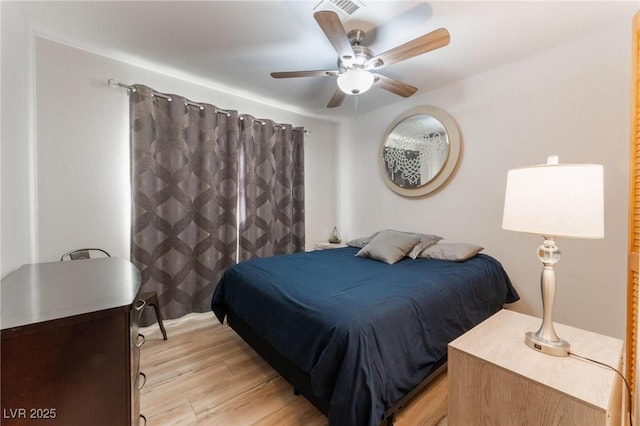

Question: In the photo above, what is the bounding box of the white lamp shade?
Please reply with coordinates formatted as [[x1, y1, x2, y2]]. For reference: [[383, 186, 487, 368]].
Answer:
[[337, 68, 374, 95], [502, 160, 604, 239]]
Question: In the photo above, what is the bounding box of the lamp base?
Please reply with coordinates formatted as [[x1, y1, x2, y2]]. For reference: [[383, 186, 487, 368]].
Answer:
[[525, 331, 570, 357]]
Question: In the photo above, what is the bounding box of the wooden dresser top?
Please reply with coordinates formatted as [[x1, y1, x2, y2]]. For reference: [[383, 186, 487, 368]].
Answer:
[[1, 257, 141, 330]]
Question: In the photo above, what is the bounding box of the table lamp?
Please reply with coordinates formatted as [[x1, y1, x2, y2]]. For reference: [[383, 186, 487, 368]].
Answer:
[[502, 155, 604, 356]]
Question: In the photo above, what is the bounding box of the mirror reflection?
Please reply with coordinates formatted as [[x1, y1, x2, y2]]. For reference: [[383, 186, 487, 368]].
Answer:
[[382, 115, 449, 188]]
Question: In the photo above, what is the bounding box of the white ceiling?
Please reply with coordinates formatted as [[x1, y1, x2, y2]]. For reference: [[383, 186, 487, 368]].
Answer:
[[22, 1, 638, 120]]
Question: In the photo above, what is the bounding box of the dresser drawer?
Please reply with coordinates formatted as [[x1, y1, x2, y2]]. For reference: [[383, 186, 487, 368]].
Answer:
[[131, 298, 146, 425], [131, 300, 146, 371], [1, 310, 130, 425]]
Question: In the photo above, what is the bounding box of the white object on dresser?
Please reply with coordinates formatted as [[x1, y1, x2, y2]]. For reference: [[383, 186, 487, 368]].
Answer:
[[315, 242, 348, 250], [448, 309, 624, 426]]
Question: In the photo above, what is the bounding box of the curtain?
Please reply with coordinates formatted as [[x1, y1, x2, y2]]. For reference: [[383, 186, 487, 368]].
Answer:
[[238, 115, 305, 261], [130, 85, 238, 325]]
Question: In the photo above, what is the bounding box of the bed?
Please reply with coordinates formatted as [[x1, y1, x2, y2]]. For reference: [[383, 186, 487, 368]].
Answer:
[[211, 242, 518, 426]]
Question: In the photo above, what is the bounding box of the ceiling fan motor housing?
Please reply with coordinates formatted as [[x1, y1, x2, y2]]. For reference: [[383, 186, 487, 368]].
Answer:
[[338, 40, 372, 70], [347, 29, 366, 46]]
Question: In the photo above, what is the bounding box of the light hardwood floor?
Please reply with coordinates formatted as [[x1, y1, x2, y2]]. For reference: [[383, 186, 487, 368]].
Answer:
[[139, 312, 448, 426]]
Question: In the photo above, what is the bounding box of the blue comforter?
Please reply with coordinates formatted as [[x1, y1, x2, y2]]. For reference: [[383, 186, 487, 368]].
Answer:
[[211, 247, 518, 426]]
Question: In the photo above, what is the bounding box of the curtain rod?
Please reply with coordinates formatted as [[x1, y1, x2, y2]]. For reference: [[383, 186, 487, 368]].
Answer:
[[239, 116, 309, 134], [108, 79, 232, 117], [108, 79, 310, 135]]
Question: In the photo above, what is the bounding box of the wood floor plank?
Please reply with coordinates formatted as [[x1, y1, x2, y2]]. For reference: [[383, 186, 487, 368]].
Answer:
[[194, 376, 307, 425], [395, 371, 448, 426], [187, 361, 282, 415], [254, 395, 328, 426], [140, 396, 198, 426], [139, 312, 447, 426]]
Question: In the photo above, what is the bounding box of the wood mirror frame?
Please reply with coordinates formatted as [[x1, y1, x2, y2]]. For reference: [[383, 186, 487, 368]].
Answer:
[[379, 106, 461, 197]]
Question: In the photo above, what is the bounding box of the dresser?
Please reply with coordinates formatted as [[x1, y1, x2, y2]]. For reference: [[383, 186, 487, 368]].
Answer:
[[448, 309, 624, 425], [1, 258, 144, 425]]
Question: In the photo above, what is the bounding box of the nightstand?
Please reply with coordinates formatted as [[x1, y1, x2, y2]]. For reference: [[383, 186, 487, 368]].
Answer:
[[448, 309, 624, 426], [315, 242, 348, 250]]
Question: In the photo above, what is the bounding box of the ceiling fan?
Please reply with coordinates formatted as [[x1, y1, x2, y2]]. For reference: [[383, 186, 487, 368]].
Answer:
[[271, 10, 450, 108]]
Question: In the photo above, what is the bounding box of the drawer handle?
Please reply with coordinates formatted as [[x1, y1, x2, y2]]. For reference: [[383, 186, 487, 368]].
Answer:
[[136, 333, 146, 348], [138, 372, 147, 390], [135, 299, 146, 311], [139, 414, 147, 426]]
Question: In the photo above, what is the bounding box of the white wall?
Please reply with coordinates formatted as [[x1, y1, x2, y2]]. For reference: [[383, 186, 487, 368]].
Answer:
[[0, 1, 339, 277], [1, 2, 35, 277], [32, 36, 338, 263], [338, 24, 631, 339]]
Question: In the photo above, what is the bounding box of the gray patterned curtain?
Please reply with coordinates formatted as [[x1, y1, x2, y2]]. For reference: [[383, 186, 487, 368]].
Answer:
[[238, 115, 305, 261], [130, 85, 238, 325]]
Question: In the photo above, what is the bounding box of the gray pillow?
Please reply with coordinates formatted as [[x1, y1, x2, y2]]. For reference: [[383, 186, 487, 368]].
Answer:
[[419, 242, 483, 261], [406, 233, 443, 259], [346, 232, 379, 248], [347, 230, 441, 254], [356, 230, 420, 264]]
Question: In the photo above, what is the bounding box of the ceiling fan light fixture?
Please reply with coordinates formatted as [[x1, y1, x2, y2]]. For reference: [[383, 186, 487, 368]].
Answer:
[[337, 68, 374, 95]]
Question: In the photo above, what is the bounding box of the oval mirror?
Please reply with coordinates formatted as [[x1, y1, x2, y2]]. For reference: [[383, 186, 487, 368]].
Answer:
[[379, 106, 461, 197]]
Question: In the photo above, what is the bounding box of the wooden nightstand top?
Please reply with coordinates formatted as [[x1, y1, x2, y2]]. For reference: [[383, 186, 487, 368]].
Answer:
[[315, 242, 348, 250], [449, 309, 623, 411]]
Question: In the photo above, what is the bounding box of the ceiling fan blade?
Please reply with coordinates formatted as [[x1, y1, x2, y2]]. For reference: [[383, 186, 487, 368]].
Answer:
[[373, 74, 418, 98], [271, 70, 338, 79], [327, 88, 346, 108], [367, 28, 450, 70], [314, 11, 355, 63]]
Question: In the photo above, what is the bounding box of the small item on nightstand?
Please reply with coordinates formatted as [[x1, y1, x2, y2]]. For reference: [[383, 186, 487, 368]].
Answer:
[[328, 227, 341, 244]]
